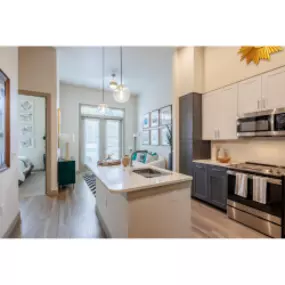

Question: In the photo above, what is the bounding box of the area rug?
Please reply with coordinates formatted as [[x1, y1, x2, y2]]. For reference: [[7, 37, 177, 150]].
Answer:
[[82, 171, 96, 196]]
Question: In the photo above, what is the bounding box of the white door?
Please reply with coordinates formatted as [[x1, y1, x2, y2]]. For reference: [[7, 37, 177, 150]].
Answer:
[[217, 84, 238, 140], [81, 117, 122, 166], [262, 66, 285, 110], [238, 75, 262, 116], [202, 90, 220, 140], [104, 119, 122, 160], [81, 118, 100, 165]]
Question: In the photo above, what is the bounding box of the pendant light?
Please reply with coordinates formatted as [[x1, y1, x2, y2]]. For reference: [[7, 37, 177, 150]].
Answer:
[[109, 73, 118, 90], [97, 47, 111, 115], [113, 46, 131, 103]]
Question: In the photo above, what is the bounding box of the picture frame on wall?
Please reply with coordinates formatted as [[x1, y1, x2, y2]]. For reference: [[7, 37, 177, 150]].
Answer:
[[151, 109, 159, 128], [151, 129, 159, 145], [159, 105, 172, 125], [160, 126, 170, 146], [20, 99, 33, 113], [143, 113, 150, 129], [142, 130, 150, 145]]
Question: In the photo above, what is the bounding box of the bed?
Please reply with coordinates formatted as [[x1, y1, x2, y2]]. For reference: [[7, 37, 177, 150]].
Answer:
[[18, 156, 34, 185]]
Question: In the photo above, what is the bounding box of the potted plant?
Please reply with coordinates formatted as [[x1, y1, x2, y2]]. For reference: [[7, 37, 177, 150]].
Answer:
[[166, 124, 173, 170]]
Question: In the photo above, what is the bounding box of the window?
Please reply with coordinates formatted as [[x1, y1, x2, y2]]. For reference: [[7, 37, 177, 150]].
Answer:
[[0, 69, 10, 172], [80, 105, 124, 118]]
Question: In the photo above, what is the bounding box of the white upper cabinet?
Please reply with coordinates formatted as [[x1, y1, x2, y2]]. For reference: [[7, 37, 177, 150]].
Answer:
[[202, 84, 238, 140], [262, 66, 285, 110], [202, 90, 219, 140], [238, 75, 262, 117], [202, 66, 285, 142], [217, 84, 238, 140]]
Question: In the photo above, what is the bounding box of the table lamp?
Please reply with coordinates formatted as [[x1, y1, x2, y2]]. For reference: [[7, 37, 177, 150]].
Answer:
[[59, 133, 75, 160]]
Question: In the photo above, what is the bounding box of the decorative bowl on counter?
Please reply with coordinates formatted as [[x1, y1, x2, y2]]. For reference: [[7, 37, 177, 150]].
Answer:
[[217, 157, 231, 163]]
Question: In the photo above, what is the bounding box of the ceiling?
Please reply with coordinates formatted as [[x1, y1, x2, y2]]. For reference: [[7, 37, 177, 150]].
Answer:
[[57, 47, 174, 95]]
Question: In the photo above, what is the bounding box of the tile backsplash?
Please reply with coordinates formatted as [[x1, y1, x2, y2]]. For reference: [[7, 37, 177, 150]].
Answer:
[[211, 138, 285, 166]]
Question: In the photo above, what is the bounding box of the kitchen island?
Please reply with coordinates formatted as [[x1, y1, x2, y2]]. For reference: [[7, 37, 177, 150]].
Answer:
[[86, 163, 192, 238]]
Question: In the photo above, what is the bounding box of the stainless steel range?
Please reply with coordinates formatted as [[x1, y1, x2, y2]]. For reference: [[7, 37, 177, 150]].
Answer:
[[227, 162, 285, 238]]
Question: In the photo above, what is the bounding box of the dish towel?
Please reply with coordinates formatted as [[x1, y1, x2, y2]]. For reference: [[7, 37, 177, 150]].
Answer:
[[235, 173, 248, 198], [253, 176, 267, 204]]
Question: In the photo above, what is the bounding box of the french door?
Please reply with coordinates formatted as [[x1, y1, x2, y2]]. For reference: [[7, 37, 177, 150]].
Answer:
[[80, 117, 122, 167]]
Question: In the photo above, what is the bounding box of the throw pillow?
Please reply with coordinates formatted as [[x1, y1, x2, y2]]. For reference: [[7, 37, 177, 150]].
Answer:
[[137, 153, 146, 163], [131, 152, 137, 161], [150, 152, 159, 161], [145, 153, 155, 163]]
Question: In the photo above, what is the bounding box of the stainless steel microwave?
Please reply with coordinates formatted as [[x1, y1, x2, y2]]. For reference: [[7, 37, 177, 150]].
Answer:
[[237, 108, 285, 137]]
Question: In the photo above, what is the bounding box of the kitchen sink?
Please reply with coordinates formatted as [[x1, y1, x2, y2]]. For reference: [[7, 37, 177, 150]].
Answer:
[[132, 168, 169, 178]]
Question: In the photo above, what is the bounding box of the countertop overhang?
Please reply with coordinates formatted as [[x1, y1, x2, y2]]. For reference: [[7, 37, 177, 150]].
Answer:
[[86, 163, 192, 193]]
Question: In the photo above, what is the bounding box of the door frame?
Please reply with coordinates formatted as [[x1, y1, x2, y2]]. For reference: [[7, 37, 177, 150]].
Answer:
[[18, 89, 51, 195]]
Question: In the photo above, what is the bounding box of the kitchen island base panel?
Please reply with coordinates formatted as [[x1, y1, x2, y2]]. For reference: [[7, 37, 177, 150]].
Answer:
[[128, 182, 191, 238], [96, 178, 192, 238]]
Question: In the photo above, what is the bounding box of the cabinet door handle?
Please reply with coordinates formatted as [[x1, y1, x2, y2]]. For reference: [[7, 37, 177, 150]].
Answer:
[[212, 167, 224, 172], [218, 129, 220, 138], [257, 99, 260, 109]]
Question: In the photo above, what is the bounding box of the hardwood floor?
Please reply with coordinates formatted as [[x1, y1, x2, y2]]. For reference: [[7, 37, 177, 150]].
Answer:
[[19, 171, 46, 199], [11, 175, 266, 238], [11, 175, 105, 238]]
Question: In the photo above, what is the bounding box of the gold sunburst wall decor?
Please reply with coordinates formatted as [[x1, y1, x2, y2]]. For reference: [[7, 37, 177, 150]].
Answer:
[[238, 46, 283, 65]]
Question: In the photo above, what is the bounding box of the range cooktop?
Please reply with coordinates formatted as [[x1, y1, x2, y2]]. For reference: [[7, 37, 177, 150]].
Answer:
[[228, 162, 285, 177]]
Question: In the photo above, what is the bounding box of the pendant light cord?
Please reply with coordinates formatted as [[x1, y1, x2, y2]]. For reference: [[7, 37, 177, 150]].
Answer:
[[102, 46, 105, 103], [120, 46, 123, 86]]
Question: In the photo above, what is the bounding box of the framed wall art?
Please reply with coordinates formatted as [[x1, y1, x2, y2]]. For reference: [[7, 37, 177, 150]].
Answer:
[[150, 129, 159, 146], [151, 109, 159, 128], [20, 137, 34, 149], [143, 113, 150, 129], [19, 112, 33, 124], [20, 99, 33, 113], [20, 124, 33, 136], [160, 105, 172, 125], [160, 127, 170, 146], [142, 130, 150, 145], [0, 69, 10, 172]]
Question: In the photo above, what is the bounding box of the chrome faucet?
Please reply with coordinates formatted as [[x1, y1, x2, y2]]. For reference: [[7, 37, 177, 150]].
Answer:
[[129, 150, 148, 167]]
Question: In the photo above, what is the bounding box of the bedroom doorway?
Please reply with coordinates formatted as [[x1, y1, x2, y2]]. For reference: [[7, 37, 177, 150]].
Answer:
[[18, 92, 47, 198]]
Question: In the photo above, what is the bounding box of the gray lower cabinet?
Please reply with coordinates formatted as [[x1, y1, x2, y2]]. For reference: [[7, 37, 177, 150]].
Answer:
[[192, 162, 227, 210], [207, 166, 227, 210], [193, 163, 208, 201]]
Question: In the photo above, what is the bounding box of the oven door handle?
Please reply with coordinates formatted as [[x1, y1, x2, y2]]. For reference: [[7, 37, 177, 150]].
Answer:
[[227, 170, 282, 186]]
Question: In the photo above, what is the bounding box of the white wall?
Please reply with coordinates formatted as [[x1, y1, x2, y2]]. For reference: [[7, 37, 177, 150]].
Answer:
[[18, 95, 45, 170], [204, 46, 285, 92], [137, 50, 173, 160], [60, 83, 138, 171], [0, 47, 19, 237]]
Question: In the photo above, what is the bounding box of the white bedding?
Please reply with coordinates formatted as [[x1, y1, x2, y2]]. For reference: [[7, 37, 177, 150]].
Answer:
[[18, 156, 34, 182], [18, 159, 26, 182]]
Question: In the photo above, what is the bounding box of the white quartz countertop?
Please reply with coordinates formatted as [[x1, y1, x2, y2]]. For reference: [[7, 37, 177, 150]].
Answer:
[[86, 163, 192, 193], [192, 159, 240, 168]]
